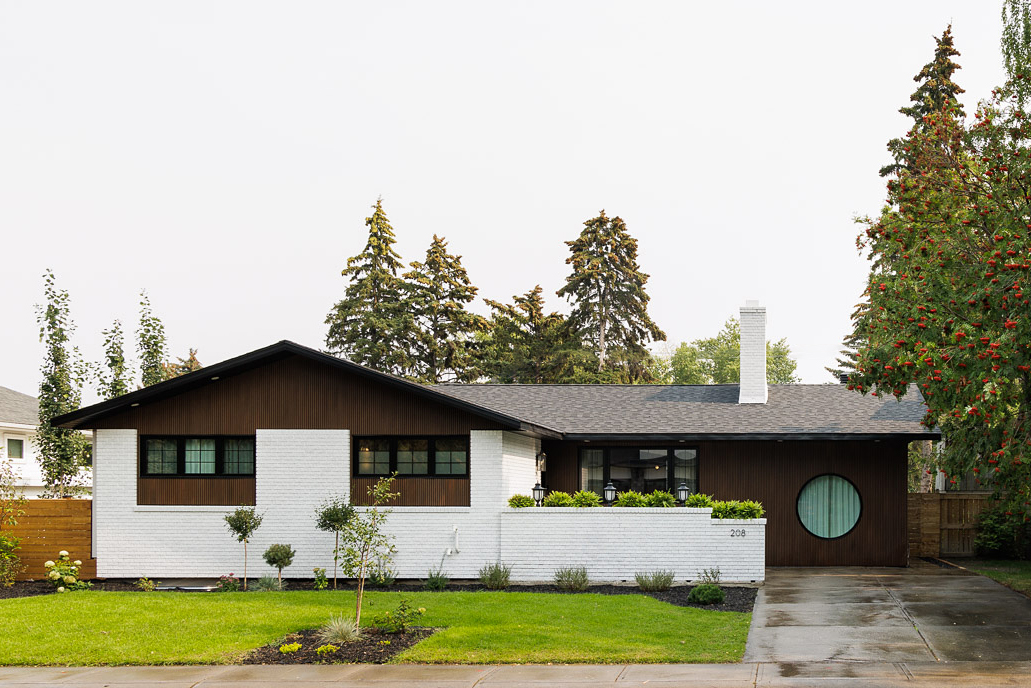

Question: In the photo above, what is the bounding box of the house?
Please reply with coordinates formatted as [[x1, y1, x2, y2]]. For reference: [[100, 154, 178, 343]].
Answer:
[[52, 303, 936, 582], [1, 386, 92, 498]]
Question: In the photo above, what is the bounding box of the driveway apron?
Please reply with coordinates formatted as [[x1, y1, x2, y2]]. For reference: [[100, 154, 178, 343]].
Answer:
[[744, 561, 1031, 663]]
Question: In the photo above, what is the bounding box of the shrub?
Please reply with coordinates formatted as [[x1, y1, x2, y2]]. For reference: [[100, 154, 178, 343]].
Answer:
[[373, 597, 425, 633], [975, 504, 1023, 558], [0, 533, 22, 588], [252, 575, 286, 592], [542, 491, 574, 507], [688, 583, 725, 605], [479, 562, 512, 590], [686, 493, 715, 508], [425, 563, 449, 591], [737, 500, 765, 518], [613, 490, 648, 507], [44, 551, 90, 592], [315, 644, 339, 657], [508, 494, 536, 508], [710, 500, 742, 519], [216, 573, 240, 592], [646, 490, 676, 508], [313, 567, 328, 590], [369, 561, 397, 588], [134, 577, 158, 592], [554, 566, 590, 592], [263, 543, 296, 588], [571, 490, 601, 507], [698, 567, 721, 585], [279, 642, 301, 654], [319, 615, 361, 644], [635, 569, 675, 592]]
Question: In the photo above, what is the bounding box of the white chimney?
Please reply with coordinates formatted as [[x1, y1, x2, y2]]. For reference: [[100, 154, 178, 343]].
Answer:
[[739, 300, 767, 404]]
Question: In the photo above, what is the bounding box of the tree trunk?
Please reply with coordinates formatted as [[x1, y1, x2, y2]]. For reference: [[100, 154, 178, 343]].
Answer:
[[597, 301, 609, 371], [243, 540, 248, 591], [355, 543, 370, 628], [333, 531, 339, 590], [278, 567, 282, 589]]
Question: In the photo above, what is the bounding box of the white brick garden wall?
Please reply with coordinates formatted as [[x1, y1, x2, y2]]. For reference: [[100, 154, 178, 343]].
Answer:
[[92, 428, 765, 583]]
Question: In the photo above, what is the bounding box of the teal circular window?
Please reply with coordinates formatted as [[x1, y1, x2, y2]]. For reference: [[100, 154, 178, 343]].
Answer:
[[797, 475, 861, 539]]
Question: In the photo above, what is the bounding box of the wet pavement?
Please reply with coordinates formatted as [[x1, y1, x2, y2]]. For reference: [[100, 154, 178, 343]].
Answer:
[[745, 562, 1031, 664]]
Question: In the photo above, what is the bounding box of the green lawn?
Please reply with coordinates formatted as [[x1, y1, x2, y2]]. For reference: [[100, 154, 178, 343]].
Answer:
[[0, 590, 750, 666], [967, 559, 1031, 598]]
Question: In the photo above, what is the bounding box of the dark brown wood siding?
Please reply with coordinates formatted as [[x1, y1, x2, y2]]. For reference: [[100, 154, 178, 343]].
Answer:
[[544, 439, 908, 567], [137, 477, 256, 506], [350, 477, 470, 506], [90, 354, 508, 435]]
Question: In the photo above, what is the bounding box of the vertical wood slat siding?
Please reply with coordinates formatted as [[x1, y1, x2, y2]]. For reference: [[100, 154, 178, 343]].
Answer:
[[9, 500, 96, 580], [350, 477, 470, 507], [137, 478, 256, 506], [90, 355, 507, 436]]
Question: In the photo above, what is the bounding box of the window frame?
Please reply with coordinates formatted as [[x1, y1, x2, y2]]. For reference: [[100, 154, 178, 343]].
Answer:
[[139, 435, 256, 478], [578, 446, 699, 494], [352, 436, 469, 478], [795, 473, 863, 541], [5, 436, 25, 460]]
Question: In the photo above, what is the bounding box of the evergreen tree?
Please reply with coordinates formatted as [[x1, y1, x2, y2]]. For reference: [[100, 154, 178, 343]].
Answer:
[[137, 292, 169, 387], [325, 199, 416, 376], [1002, 0, 1031, 105], [405, 235, 486, 383], [164, 348, 203, 378], [35, 270, 90, 499], [880, 24, 965, 177], [557, 211, 666, 379], [96, 320, 131, 399]]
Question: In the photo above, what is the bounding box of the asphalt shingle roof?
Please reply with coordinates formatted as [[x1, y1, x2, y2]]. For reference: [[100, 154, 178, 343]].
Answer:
[[0, 386, 39, 426], [433, 383, 935, 438]]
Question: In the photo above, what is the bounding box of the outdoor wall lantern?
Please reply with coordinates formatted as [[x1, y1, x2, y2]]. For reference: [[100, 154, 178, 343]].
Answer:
[[532, 482, 546, 506], [535, 451, 547, 473], [603, 481, 617, 505], [677, 481, 691, 505]]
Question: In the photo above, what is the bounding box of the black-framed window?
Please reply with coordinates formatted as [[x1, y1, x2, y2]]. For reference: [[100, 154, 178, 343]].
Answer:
[[354, 436, 468, 477], [140, 436, 256, 477], [579, 447, 698, 495]]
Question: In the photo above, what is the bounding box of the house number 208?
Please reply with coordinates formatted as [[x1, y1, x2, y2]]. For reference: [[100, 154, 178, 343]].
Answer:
[[730, 529, 746, 537]]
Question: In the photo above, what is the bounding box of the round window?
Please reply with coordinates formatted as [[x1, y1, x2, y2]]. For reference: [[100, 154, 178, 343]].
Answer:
[[796, 474, 861, 539]]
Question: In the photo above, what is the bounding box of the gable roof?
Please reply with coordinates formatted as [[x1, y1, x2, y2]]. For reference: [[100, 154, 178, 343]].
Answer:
[[433, 383, 937, 440], [0, 386, 39, 427]]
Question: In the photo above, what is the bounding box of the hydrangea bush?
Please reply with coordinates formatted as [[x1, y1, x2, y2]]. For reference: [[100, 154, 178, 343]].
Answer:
[[44, 551, 90, 592]]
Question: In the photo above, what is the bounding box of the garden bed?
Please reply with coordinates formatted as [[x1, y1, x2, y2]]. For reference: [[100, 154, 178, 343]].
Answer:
[[244, 627, 436, 664]]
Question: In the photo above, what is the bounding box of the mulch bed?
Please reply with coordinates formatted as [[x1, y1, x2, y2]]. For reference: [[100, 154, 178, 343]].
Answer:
[[0, 579, 137, 600], [243, 627, 435, 665]]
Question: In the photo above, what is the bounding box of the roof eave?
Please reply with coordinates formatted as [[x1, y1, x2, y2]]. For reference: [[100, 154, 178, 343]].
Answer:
[[561, 431, 941, 442]]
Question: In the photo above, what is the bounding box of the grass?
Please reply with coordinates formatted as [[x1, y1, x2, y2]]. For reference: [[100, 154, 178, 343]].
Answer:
[[966, 559, 1031, 597], [0, 590, 750, 666]]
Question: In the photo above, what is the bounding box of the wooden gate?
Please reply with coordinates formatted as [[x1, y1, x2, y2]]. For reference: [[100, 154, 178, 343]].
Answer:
[[908, 492, 994, 559], [6, 499, 96, 580]]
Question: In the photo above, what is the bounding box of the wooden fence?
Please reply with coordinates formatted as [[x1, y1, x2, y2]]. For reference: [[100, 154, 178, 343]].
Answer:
[[6, 499, 96, 581], [908, 492, 994, 559]]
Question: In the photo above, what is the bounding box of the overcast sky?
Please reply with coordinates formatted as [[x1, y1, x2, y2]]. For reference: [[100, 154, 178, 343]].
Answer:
[[0, 2, 1008, 401]]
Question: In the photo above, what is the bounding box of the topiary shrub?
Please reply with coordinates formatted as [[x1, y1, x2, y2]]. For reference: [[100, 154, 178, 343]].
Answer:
[[634, 569, 675, 592], [613, 490, 648, 507], [508, 494, 536, 508], [554, 566, 590, 591], [542, 491, 574, 507], [262, 543, 296, 588], [647, 490, 676, 508], [686, 493, 715, 508], [479, 562, 512, 590], [688, 583, 725, 605], [571, 490, 601, 507]]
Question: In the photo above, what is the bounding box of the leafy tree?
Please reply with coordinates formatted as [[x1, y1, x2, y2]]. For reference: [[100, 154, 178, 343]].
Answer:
[[846, 69, 1031, 521], [314, 497, 355, 589], [557, 211, 666, 379], [405, 235, 486, 383], [224, 507, 263, 591], [35, 270, 91, 499], [164, 348, 202, 379], [655, 318, 799, 385], [137, 292, 169, 388], [96, 320, 131, 400], [1003, 0, 1031, 105], [881, 25, 965, 178], [338, 475, 398, 628], [325, 199, 417, 377], [262, 543, 295, 588]]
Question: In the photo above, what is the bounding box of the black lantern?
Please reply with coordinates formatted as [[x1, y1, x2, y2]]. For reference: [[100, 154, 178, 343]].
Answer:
[[677, 481, 691, 505], [532, 482, 546, 506], [603, 481, 617, 504]]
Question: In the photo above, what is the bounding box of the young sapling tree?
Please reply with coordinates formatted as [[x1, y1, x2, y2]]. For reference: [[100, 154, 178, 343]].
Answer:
[[338, 475, 398, 628], [223, 507, 263, 591], [314, 497, 354, 589]]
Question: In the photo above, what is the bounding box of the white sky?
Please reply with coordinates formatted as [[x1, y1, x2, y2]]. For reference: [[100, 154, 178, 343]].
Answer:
[[0, 1, 1008, 401]]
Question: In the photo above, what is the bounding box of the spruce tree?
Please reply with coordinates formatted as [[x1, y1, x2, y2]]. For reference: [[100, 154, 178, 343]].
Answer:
[[880, 24, 965, 177], [97, 319, 131, 399], [137, 292, 169, 387], [405, 235, 486, 383], [325, 199, 416, 376], [35, 270, 91, 499], [557, 211, 666, 377], [164, 348, 203, 378]]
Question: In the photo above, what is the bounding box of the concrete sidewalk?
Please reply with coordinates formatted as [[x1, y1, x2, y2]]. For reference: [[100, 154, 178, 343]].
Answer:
[[2, 662, 1031, 687]]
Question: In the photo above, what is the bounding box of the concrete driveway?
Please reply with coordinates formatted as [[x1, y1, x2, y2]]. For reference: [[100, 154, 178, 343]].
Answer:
[[745, 561, 1031, 664]]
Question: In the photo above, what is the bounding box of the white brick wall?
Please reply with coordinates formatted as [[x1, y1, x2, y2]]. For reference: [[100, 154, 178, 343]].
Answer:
[[739, 301, 768, 404]]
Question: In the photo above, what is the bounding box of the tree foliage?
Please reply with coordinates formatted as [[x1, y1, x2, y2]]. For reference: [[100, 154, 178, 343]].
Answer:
[[137, 292, 169, 388], [1003, 0, 1031, 106], [557, 211, 665, 380], [325, 199, 417, 376], [224, 507, 263, 591], [405, 235, 486, 383], [96, 320, 131, 400], [164, 348, 202, 379], [314, 497, 355, 589], [35, 270, 91, 499], [337, 476, 398, 628]]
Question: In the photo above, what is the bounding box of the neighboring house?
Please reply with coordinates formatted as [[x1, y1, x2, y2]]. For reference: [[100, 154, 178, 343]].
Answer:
[[53, 303, 937, 582], [0, 385, 92, 498]]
